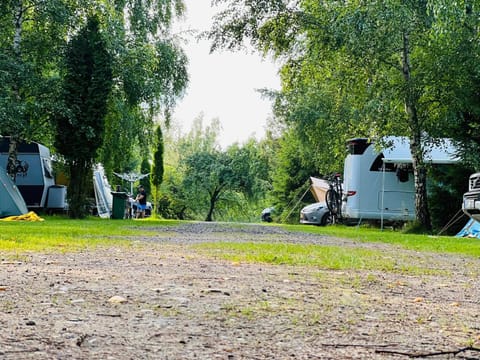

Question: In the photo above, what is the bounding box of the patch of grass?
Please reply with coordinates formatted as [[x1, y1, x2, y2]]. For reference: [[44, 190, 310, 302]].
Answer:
[[281, 223, 480, 258], [193, 242, 437, 274], [0, 216, 181, 252], [1, 216, 478, 275]]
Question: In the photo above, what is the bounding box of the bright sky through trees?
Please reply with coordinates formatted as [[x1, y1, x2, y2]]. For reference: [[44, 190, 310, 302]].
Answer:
[[172, 0, 280, 148]]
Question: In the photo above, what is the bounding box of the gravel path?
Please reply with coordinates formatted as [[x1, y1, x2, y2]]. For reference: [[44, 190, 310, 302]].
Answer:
[[1, 222, 480, 359]]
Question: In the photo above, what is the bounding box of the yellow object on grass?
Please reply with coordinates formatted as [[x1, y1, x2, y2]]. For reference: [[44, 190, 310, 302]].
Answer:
[[0, 211, 44, 222]]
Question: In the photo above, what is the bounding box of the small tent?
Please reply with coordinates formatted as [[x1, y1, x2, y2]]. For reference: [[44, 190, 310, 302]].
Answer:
[[456, 219, 480, 239], [309, 177, 330, 203], [0, 168, 28, 217]]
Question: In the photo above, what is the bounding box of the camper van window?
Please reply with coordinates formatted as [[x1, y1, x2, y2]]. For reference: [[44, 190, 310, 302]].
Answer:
[[369, 154, 396, 172], [346, 138, 370, 155], [42, 158, 53, 178]]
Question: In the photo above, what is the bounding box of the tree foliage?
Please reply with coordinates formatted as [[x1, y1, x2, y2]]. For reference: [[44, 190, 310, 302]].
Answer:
[[54, 16, 113, 218], [0, 0, 188, 183], [208, 0, 480, 230], [182, 144, 270, 222], [97, 0, 189, 176], [0, 0, 78, 178], [158, 115, 273, 222], [269, 128, 318, 222], [182, 151, 233, 221]]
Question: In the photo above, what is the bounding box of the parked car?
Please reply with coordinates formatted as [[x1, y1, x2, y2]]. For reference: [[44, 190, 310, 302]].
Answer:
[[300, 202, 332, 226]]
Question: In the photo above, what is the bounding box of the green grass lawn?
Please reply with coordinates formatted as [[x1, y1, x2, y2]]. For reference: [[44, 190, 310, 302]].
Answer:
[[192, 223, 480, 275], [194, 241, 431, 273], [0, 217, 479, 274], [0, 216, 180, 252], [282, 223, 480, 257]]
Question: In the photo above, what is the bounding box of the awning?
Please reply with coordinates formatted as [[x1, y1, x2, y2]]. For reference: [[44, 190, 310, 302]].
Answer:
[[381, 137, 459, 164], [310, 177, 330, 202]]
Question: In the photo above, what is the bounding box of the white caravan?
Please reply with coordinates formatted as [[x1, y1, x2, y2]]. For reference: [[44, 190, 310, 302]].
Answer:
[[341, 137, 458, 224], [0, 137, 67, 210]]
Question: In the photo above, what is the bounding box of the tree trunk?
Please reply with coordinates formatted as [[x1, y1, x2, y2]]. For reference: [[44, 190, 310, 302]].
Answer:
[[68, 159, 91, 219], [205, 188, 220, 222], [13, 0, 23, 57], [402, 31, 432, 231], [6, 137, 18, 181], [6, 1, 24, 180], [410, 133, 431, 230], [205, 196, 215, 222]]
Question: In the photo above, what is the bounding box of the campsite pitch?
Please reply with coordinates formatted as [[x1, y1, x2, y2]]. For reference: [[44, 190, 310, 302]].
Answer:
[[0, 222, 479, 359]]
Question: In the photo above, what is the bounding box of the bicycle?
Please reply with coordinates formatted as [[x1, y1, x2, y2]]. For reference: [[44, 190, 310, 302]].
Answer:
[[325, 173, 343, 223]]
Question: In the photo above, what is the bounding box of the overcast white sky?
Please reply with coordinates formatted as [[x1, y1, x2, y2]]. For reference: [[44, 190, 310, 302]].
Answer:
[[172, 0, 280, 148]]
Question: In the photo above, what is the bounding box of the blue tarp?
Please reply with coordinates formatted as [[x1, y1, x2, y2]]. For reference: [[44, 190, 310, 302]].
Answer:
[[456, 218, 480, 238]]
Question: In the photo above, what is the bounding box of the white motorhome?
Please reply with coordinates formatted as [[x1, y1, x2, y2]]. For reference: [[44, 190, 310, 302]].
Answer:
[[341, 137, 458, 224]]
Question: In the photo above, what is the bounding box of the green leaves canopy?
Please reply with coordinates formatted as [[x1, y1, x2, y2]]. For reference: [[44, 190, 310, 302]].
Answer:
[[0, 0, 77, 143], [0, 0, 188, 179], [56, 16, 113, 161], [98, 0, 189, 174], [55, 16, 113, 218], [209, 0, 480, 229], [182, 148, 258, 222]]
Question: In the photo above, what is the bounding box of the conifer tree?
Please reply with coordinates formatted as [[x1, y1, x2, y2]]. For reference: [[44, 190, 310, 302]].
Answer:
[[55, 16, 113, 218]]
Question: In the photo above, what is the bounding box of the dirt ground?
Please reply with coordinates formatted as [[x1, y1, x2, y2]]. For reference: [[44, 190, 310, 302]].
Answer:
[[1, 222, 480, 359]]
